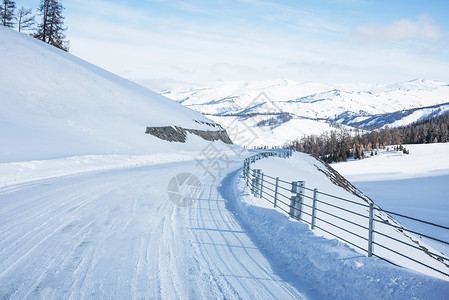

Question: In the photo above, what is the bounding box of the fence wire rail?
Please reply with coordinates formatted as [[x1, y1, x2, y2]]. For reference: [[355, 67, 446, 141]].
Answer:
[[243, 150, 449, 280]]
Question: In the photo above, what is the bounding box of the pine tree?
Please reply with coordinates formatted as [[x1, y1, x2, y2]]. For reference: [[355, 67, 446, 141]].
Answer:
[[17, 6, 34, 32], [1, 0, 16, 28], [34, 0, 69, 51]]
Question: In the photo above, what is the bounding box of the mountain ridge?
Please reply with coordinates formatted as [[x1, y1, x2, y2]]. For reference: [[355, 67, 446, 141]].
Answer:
[[160, 79, 449, 147]]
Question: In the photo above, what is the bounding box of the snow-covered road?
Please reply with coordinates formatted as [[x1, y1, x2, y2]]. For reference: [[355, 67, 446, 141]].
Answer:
[[0, 160, 313, 299]]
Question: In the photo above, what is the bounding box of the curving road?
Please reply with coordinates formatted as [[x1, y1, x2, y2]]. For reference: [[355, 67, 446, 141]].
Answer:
[[0, 160, 314, 299]]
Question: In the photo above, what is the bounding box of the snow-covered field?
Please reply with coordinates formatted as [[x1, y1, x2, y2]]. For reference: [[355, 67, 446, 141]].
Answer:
[[333, 143, 449, 253], [332, 143, 449, 225], [333, 143, 449, 181]]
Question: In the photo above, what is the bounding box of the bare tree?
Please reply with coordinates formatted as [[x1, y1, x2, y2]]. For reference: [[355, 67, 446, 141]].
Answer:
[[17, 6, 34, 32]]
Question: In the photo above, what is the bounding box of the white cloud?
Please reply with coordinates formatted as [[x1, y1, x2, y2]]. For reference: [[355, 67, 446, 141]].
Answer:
[[351, 14, 444, 44], [57, 1, 449, 86]]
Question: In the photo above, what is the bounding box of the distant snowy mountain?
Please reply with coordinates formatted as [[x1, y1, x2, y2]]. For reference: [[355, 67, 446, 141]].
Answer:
[[0, 27, 230, 162], [160, 79, 449, 147]]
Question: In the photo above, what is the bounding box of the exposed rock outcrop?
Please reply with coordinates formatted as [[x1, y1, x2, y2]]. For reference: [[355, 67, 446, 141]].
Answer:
[[145, 125, 233, 144]]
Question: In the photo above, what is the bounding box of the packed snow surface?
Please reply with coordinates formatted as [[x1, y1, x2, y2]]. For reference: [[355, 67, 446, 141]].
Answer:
[[0, 159, 310, 299], [0, 149, 238, 188]]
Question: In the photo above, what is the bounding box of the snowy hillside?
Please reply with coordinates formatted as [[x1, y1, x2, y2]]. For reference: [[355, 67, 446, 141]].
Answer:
[[160, 79, 449, 147], [0, 27, 229, 163]]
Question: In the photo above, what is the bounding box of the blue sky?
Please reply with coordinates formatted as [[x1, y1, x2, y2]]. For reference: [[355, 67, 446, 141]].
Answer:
[[16, 0, 449, 88]]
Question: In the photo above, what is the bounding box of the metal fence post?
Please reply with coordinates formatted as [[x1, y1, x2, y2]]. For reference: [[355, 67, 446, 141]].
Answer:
[[251, 169, 257, 195], [368, 202, 374, 257], [290, 181, 305, 220], [252, 169, 261, 197], [246, 164, 250, 187], [274, 177, 279, 208], [259, 172, 264, 198], [311, 188, 318, 229]]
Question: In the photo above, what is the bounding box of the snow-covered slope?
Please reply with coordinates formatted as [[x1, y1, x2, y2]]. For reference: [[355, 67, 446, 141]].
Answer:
[[332, 143, 449, 249], [247, 151, 449, 281], [0, 27, 227, 163], [160, 79, 449, 147]]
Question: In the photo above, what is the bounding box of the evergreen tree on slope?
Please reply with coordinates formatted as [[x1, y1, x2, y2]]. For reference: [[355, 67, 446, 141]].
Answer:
[[34, 0, 69, 51], [1, 0, 16, 28]]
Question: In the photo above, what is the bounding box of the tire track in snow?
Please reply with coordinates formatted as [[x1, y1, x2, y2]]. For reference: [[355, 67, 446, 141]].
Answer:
[[187, 169, 305, 299], [0, 161, 307, 299]]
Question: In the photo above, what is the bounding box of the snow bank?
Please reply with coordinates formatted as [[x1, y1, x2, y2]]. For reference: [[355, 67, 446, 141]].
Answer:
[[0, 138, 245, 188], [332, 143, 449, 181], [245, 152, 449, 280], [223, 170, 449, 299]]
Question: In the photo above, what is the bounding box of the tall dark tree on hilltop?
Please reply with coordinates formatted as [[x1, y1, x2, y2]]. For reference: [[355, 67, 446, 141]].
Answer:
[[34, 0, 69, 51], [1, 0, 16, 28]]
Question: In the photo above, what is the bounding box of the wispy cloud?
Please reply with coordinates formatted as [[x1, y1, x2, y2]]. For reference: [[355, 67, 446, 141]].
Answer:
[[241, 0, 346, 35], [351, 14, 444, 44], [39, 0, 449, 86]]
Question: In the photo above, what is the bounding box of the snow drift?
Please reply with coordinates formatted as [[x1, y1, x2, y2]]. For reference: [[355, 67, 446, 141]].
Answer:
[[0, 27, 231, 163]]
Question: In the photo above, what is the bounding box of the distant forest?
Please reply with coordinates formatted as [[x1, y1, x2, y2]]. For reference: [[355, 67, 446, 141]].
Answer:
[[283, 113, 449, 163]]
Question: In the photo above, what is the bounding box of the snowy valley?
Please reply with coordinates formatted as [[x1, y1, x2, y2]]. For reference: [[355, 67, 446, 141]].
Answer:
[[1, 24, 449, 300], [160, 79, 449, 148]]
